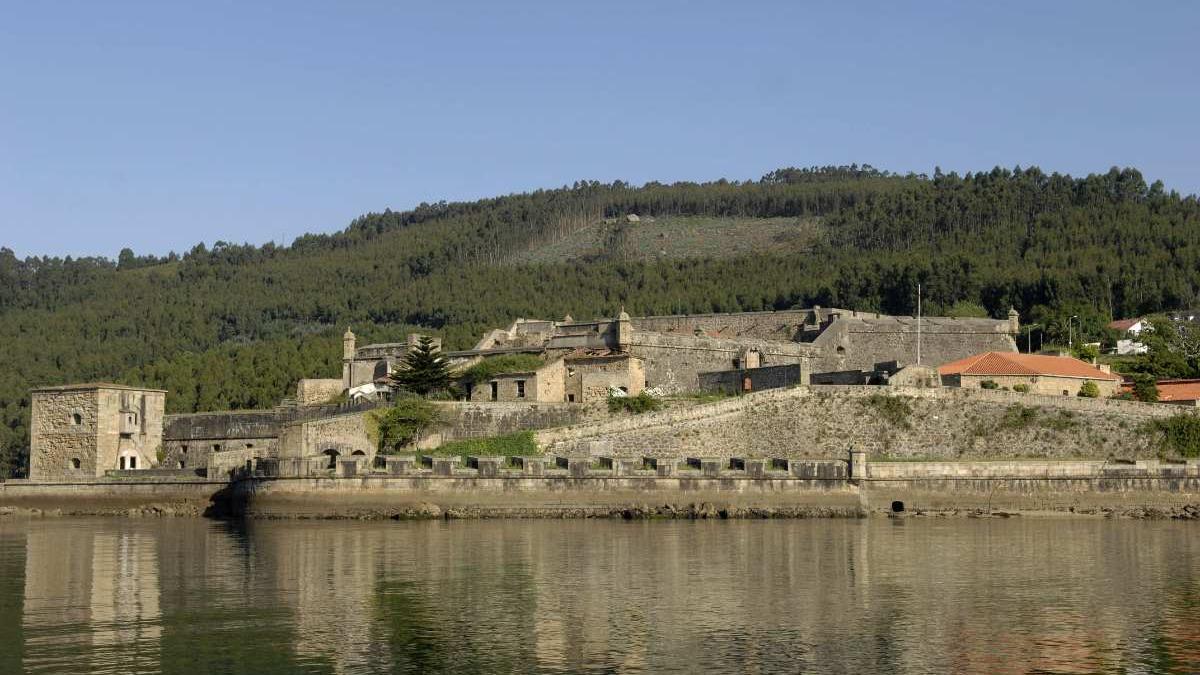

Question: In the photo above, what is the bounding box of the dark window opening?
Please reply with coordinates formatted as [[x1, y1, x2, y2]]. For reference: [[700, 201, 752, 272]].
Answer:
[[129, 456, 137, 470], [619, 386, 628, 394], [836, 345, 846, 354], [213, 444, 222, 453], [568, 394, 576, 403], [71, 413, 82, 426], [891, 500, 905, 513], [246, 443, 254, 449], [490, 382, 498, 401], [181, 445, 188, 454], [70, 457, 81, 470], [119, 457, 126, 470], [352, 450, 366, 456], [323, 449, 340, 469], [178, 460, 186, 469], [516, 380, 526, 398]]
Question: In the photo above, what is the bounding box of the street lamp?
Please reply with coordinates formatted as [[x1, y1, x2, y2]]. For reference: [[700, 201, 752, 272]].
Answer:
[[1068, 315, 1079, 350]]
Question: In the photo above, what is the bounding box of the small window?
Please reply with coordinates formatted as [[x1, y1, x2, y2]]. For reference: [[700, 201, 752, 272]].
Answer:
[[246, 443, 254, 449], [836, 345, 846, 354], [619, 386, 628, 394], [181, 445, 188, 454], [516, 380, 526, 398], [70, 457, 81, 470], [71, 413, 82, 426], [568, 394, 576, 403], [213, 444, 222, 452], [490, 382, 498, 401], [119, 457, 126, 470], [129, 456, 137, 469], [178, 460, 185, 469]]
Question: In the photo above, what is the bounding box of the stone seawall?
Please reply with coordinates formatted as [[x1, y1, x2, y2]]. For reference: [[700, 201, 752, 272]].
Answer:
[[0, 478, 229, 516], [538, 385, 1187, 460], [3, 458, 1198, 520]]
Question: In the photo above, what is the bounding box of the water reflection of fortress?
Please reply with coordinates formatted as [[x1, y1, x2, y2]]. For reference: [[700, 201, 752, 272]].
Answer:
[[16, 520, 1200, 673]]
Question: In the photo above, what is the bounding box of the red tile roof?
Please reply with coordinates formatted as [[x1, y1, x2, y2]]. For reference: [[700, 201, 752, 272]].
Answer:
[[1135, 379, 1200, 402], [1107, 318, 1144, 332], [937, 352, 1121, 381]]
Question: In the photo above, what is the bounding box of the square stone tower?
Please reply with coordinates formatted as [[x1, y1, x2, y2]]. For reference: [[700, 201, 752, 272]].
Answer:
[[29, 383, 166, 480]]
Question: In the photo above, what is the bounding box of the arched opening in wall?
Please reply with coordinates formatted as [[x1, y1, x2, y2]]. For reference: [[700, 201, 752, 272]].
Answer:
[[836, 346, 846, 354], [129, 456, 137, 469], [891, 500, 905, 513], [71, 413, 82, 426], [323, 449, 340, 469], [351, 450, 366, 456], [70, 457, 81, 470]]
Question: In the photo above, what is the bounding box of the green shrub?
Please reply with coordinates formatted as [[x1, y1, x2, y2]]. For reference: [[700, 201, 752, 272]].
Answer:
[[1012, 384, 1030, 393], [1074, 344, 1100, 362], [371, 398, 440, 454], [1141, 414, 1200, 458], [998, 404, 1039, 431], [980, 380, 1000, 390], [1132, 374, 1159, 402], [608, 392, 664, 414], [461, 354, 545, 385], [1077, 381, 1100, 398], [859, 394, 913, 429], [430, 431, 539, 459]]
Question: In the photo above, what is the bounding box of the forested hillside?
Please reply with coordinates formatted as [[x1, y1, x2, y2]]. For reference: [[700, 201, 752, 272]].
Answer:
[[2, 164, 1199, 475]]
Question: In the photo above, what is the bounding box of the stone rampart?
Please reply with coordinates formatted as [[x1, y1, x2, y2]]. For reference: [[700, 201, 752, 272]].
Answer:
[[536, 385, 1190, 461], [629, 331, 812, 393]]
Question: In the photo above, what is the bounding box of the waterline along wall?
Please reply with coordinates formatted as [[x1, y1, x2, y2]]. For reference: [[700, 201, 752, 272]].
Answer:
[[1, 451, 1198, 518]]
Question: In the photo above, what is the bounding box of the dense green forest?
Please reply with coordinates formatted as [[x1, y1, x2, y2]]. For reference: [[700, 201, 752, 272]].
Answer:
[[2, 164, 1199, 476]]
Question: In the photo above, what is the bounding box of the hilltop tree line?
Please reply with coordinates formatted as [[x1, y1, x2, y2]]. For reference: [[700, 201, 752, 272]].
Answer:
[[1, 164, 1199, 475]]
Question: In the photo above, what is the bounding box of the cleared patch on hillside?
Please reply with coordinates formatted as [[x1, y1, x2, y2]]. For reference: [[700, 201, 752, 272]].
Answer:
[[510, 216, 822, 264]]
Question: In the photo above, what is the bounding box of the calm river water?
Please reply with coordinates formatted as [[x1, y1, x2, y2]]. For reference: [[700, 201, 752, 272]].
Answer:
[[0, 516, 1197, 674]]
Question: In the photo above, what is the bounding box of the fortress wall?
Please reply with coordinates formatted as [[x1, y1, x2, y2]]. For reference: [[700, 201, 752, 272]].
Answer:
[[537, 386, 1184, 462], [295, 379, 344, 405], [429, 401, 604, 442], [162, 411, 280, 470], [809, 318, 1018, 374], [631, 309, 819, 340], [629, 332, 812, 393]]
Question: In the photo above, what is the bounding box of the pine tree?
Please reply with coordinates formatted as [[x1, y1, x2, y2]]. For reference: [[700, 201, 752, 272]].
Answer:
[[390, 336, 451, 396]]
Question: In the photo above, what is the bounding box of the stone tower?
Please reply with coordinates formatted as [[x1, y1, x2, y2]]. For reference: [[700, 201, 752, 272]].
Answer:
[[616, 307, 633, 352], [29, 384, 165, 480], [1007, 308, 1020, 334], [342, 328, 357, 390]]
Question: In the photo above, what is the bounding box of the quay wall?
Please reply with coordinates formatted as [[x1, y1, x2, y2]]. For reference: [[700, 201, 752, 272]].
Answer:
[[2, 457, 1198, 519]]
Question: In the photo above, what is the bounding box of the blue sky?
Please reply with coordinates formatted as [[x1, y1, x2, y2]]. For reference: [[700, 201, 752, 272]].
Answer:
[[2, 1, 1197, 258]]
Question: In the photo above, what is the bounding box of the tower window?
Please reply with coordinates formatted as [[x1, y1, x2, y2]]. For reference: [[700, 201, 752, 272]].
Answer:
[[71, 413, 82, 426], [516, 380, 526, 398], [70, 457, 81, 470]]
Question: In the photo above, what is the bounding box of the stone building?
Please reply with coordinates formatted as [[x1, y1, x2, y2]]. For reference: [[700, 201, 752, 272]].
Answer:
[[937, 352, 1122, 397], [29, 383, 166, 480], [343, 307, 1019, 396], [464, 350, 646, 404]]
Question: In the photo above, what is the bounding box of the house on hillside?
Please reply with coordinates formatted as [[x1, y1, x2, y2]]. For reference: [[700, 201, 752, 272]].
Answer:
[[1108, 317, 1149, 355], [938, 352, 1122, 397]]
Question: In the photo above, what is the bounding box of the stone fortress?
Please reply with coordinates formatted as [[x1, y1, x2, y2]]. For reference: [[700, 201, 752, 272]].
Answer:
[[11, 306, 1200, 520], [22, 305, 1054, 482]]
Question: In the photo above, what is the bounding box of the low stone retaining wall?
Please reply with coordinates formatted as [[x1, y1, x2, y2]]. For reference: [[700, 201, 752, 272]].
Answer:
[[3, 454, 1198, 519]]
